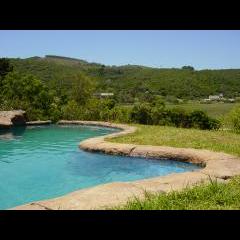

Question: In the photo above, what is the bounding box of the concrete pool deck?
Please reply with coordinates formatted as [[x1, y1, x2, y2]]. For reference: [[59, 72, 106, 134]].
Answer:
[[12, 121, 240, 210]]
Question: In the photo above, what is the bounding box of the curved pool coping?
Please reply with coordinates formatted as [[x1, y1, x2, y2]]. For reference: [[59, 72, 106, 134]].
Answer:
[[12, 120, 240, 210]]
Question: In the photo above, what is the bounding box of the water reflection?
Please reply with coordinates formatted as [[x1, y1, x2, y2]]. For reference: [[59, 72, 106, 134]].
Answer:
[[0, 127, 26, 141]]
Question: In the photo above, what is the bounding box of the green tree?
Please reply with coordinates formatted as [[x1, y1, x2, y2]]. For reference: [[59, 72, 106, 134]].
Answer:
[[0, 58, 13, 78], [0, 58, 13, 87], [131, 103, 152, 124], [62, 100, 83, 120], [71, 73, 96, 105], [2, 72, 48, 103], [1, 72, 57, 120], [182, 66, 195, 71]]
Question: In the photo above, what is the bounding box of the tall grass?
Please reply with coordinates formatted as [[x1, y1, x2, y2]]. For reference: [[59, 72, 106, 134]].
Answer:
[[112, 177, 240, 210]]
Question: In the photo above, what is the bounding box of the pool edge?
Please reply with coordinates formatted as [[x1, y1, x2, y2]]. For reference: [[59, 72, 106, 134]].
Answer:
[[11, 120, 240, 210]]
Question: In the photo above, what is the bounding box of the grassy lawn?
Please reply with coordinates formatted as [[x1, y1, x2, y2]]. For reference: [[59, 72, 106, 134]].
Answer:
[[113, 177, 240, 210], [110, 124, 240, 157], [121, 102, 237, 118], [166, 102, 237, 118], [110, 124, 240, 210]]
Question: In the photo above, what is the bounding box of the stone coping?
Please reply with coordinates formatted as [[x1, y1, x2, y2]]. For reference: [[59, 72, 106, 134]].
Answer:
[[26, 120, 52, 125], [12, 120, 240, 210]]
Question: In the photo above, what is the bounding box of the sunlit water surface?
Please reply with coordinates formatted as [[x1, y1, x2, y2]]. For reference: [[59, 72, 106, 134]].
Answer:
[[0, 125, 201, 209]]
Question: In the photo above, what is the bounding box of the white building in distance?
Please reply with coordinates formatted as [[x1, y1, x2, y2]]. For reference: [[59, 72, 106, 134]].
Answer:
[[94, 93, 114, 98]]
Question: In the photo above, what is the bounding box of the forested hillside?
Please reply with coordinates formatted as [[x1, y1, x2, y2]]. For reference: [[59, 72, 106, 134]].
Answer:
[[1, 56, 239, 130], [9, 55, 240, 103]]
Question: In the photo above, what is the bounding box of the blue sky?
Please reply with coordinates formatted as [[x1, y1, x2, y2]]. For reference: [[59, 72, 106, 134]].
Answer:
[[0, 30, 239, 69]]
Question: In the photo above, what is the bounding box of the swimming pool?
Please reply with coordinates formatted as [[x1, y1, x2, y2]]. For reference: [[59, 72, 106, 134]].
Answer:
[[0, 125, 201, 209]]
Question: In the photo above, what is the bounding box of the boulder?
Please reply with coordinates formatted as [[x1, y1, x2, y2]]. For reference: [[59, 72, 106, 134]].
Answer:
[[0, 110, 26, 128]]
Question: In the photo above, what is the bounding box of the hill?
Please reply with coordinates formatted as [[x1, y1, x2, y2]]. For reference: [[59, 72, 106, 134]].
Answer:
[[8, 55, 240, 103]]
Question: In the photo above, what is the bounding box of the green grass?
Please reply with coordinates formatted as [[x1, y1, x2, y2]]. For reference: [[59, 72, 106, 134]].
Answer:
[[112, 177, 240, 210], [109, 108, 240, 210], [121, 102, 237, 118], [110, 124, 240, 210], [110, 124, 240, 157], [166, 102, 237, 118]]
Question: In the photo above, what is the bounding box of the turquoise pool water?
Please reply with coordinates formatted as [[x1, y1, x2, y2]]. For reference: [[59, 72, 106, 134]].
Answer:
[[0, 125, 201, 209]]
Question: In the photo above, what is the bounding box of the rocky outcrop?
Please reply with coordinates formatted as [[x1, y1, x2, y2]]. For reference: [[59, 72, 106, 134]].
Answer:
[[0, 110, 26, 128]]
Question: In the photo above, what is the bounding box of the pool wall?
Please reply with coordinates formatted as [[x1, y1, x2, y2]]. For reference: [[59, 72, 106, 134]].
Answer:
[[12, 120, 240, 210]]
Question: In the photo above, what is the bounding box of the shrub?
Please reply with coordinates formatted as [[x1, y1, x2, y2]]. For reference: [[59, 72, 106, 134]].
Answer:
[[25, 108, 46, 121], [187, 110, 221, 130], [226, 104, 240, 133], [150, 108, 171, 126], [61, 100, 83, 120], [71, 73, 96, 105], [130, 103, 152, 124], [168, 108, 189, 128], [62, 98, 119, 122], [48, 103, 62, 122], [129, 103, 220, 130], [107, 106, 131, 123]]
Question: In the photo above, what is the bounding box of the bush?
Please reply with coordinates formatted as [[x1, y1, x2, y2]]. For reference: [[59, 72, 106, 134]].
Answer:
[[107, 106, 131, 123], [61, 100, 83, 120], [168, 108, 189, 128], [130, 103, 152, 124], [188, 110, 221, 130], [226, 104, 240, 133], [48, 104, 62, 122], [61, 98, 121, 122], [129, 103, 220, 130], [25, 108, 46, 121]]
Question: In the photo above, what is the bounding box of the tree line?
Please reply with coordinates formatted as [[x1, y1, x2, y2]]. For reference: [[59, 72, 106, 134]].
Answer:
[[8, 56, 240, 104], [0, 58, 222, 130]]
